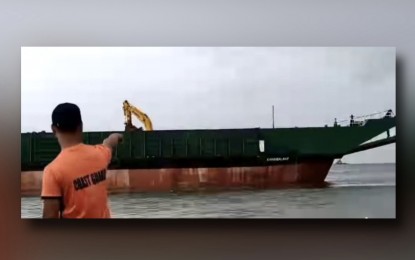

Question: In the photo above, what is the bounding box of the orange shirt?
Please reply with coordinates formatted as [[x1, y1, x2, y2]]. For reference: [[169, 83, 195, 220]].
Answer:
[[41, 143, 112, 218]]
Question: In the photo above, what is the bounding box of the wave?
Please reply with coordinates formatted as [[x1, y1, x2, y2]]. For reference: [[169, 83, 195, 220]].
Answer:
[[328, 183, 395, 188]]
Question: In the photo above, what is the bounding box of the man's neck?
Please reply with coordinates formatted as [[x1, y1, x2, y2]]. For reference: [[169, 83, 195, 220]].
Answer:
[[58, 136, 84, 150]]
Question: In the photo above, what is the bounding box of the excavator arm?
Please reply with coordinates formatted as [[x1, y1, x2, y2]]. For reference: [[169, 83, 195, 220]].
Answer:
[[123, 100, 153, 131]]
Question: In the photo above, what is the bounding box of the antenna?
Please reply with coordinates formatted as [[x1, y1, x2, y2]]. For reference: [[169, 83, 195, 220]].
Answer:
[[272, 105, 275, 128]]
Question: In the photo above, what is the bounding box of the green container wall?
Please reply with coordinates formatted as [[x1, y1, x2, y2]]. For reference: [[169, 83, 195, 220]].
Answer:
[[83, 132, 111, 145], [31, 133, 60, 164], [21, 134, 32, 166], [21, 129, 262, 169], [115, 129, 261, 159]]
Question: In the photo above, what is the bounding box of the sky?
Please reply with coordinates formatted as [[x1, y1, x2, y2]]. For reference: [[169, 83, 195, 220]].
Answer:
[[21, 47, 396, 163]]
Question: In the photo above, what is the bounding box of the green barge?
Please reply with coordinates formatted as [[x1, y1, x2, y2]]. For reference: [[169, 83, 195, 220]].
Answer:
[[21, 110, 396, 191]]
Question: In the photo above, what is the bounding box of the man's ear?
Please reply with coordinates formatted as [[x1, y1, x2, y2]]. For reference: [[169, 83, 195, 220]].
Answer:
[[51, 125, 57, 135]]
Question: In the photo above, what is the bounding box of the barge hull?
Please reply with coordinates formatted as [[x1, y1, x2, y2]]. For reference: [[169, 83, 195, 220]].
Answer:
[[21, 159, 333, 196]]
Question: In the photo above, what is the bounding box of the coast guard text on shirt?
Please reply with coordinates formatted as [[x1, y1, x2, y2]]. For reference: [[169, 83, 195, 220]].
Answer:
[[73, 169, 107, 191]]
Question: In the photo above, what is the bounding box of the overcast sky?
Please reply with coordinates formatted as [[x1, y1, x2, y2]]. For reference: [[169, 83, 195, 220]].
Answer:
[[21, 47, 396, 163]]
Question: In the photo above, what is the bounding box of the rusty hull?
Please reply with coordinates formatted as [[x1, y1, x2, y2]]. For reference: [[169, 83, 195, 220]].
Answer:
[[21, 160, 333, 196]]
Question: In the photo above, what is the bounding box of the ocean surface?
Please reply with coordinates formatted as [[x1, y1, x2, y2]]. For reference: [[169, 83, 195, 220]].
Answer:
[[21, 163, 396, 219]]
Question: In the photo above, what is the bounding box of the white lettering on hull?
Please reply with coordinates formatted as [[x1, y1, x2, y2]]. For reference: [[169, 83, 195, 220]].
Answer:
[[266, 157, 290, 162]]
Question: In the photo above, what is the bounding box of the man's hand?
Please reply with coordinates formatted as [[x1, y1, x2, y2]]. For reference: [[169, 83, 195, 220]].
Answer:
[[111, 133, 123, 143], [103, 133, 124, 150]]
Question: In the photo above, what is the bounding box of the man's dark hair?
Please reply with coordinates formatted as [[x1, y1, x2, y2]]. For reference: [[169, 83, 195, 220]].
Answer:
[[51, 103, 83, 133]]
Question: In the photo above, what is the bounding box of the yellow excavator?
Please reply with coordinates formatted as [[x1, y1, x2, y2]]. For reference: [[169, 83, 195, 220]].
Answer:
[[122, 100, 153, 132]]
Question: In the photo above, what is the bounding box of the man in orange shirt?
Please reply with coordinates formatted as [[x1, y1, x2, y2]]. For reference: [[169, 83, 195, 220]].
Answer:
[[41, 103, 123, 219]]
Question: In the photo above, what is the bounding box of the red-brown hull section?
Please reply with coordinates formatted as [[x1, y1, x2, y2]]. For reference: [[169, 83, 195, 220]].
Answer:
[[21, 160, 333, 196]]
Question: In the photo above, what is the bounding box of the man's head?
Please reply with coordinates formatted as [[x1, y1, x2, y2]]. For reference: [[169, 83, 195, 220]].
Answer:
[[51, 103, 83, 138]]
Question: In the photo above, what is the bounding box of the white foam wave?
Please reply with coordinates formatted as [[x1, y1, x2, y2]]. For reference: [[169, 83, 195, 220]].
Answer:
[[329, 183, 395, 188]]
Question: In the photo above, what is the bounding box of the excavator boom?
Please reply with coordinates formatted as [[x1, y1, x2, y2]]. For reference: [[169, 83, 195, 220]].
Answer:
[[123, 100, 153, 131]]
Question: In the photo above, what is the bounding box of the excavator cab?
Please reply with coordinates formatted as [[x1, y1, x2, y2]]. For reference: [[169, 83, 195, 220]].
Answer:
[[124, 124, 142, 132]]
